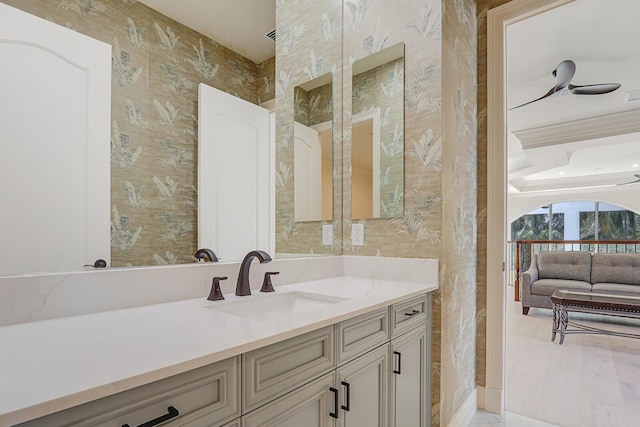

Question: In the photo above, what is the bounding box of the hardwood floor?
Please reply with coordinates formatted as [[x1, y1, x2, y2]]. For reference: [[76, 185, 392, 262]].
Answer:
[[469, 287, 640, 426]]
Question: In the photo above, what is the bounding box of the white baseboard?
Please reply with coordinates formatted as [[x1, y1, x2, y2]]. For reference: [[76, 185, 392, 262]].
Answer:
[[447, 388, 477, 427], [477, 385, 504, 414]]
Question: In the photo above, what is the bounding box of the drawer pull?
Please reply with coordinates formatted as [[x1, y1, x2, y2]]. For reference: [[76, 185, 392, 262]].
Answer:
[[122, 406, 179, 427], [341, 381, 351, 411], [393, 351, 402, 374], [404, 309, 420, 317], [330, 387, 339, 419]]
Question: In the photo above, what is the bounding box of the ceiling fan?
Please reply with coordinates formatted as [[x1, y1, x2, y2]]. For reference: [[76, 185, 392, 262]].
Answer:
[[617, 174, 640, 186], [510, 60, 621, 110]]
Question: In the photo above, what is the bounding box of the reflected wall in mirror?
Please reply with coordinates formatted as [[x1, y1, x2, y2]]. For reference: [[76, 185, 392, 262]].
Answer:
[[0, 0, 280, 276], [293, 74, 333, 222], [351, 42, 405, 219]]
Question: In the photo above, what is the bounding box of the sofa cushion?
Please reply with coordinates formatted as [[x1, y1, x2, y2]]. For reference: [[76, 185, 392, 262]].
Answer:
[[537, 251, 592, 282], [531, 278, 592, 296], [591, 253, 640, 286], [592, 283, 640, 295]]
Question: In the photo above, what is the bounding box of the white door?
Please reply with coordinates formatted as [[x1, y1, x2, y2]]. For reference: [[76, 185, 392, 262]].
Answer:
[[293, 121, 322, 221], [198, 84, 271, 261], [0, 4, 111, 275]]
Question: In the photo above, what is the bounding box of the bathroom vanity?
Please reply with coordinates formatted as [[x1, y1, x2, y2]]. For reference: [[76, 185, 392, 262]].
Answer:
[[1, 273, 436, 427]]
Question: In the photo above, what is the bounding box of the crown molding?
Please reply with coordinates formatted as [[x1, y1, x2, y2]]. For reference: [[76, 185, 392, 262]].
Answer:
[[513, 109, 640, 150]]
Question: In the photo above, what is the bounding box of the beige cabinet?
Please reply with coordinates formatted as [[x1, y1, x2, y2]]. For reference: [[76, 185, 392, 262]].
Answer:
[[18, 356, 241, 427], [18, 293, 432, 427]]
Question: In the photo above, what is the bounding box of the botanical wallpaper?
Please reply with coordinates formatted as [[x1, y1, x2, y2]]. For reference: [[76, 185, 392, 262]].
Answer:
[[278, 0, 476, 424], [441, 0, 478, 423], [275, 0, 343, 256], [352, 58, 404, 218], [2, 0, 275, 267], [294, 82, 334, 127]]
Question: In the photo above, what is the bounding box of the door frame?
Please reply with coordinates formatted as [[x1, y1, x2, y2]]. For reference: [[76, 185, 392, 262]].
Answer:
[[484, 0, 574, 413]]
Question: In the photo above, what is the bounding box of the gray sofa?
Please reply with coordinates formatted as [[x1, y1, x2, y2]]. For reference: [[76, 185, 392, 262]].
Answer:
[[521, 251, 640, 315]]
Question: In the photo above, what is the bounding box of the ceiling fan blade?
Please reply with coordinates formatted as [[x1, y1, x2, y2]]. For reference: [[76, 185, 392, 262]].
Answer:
[[552, 60, 576, 89], [509, 86, 557, 110], [568, 83, 621, 95], [617, 174, 640, 186]]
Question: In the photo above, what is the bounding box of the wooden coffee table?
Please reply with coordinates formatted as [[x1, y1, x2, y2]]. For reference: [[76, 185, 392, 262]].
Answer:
[[550, 290, 640, 344]]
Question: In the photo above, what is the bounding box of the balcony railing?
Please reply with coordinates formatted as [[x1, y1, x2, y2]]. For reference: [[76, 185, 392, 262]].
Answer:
[[508, 240, 640, 302]]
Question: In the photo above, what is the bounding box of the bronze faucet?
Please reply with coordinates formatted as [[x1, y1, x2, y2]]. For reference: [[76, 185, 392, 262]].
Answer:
[[236, 250, 272, 296]]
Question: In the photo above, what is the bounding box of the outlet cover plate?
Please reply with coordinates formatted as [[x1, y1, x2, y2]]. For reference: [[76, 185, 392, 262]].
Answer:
[[352, 223, 364, 246], [322, 225, 333, 246]]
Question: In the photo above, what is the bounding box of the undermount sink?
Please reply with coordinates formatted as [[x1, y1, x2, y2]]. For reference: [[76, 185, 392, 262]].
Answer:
[[212, 291, 349, 321]]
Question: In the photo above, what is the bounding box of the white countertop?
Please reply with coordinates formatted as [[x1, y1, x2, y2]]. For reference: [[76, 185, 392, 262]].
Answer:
[[0, 276, 437, 426]]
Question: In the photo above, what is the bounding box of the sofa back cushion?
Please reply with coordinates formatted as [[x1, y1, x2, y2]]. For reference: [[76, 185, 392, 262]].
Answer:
[[591, 253, 640, 286], [537, 251, 592, 282]]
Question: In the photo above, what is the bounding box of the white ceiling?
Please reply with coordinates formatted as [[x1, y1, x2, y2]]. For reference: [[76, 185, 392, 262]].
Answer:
[[506, 0, 640, 193], [138, 0, 275, 63]]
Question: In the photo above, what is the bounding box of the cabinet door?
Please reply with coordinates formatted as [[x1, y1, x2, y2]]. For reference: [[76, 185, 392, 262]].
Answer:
[[241, 372, 336, 427], [242, 326, 335, 411], [336, 344, 389, 427], [389, 326, 429, 427]]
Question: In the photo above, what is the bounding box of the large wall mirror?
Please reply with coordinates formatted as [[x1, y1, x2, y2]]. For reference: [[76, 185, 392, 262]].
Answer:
[[293, 73, 333, 222], [351, 42, 405, 219], [0, 0, 344, 277]]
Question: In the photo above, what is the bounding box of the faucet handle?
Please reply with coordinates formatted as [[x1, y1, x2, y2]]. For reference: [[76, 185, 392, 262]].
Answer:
[[260, 272, 279, 293], [207, 276, 228, 301]]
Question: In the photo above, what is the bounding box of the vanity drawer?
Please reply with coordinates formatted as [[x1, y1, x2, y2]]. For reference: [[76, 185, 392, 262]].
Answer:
[[390, 294, 429, 337], [18, 356, 241, 427], [242, 326, 335, 412], [336, 307, 389, 365]]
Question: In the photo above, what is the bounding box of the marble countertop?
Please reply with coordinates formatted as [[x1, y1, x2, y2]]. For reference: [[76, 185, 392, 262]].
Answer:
[[0, 276, 437, 426]]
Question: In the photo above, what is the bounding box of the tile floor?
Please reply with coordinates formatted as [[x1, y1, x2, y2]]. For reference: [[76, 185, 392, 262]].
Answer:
[[468, 287, 640, 427]]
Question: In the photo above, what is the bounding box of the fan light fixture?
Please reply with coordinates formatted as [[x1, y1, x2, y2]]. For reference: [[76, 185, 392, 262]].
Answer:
[[510, 60, 621, 110]]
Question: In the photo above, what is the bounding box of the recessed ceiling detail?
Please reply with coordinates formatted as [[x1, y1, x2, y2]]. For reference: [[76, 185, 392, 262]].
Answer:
[[506, 0, 640, 195]]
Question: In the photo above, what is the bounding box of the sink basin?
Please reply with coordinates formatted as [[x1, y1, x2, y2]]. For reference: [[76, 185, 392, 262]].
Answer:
[[212, 291, 349, 321]]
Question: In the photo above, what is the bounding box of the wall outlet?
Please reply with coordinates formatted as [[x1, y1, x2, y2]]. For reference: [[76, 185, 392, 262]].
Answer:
[[352, 223, 364, 246], [322, 225, 333, 246]]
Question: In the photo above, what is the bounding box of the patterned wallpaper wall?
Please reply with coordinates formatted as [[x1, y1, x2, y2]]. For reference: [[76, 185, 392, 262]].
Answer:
[[2, 0, 275, 267], [352, 58, 404, 218], [441, 0, 478, 423], [275, 0, 478, 423], [294, 83, 334, 126], [275, 0, 343, 256]]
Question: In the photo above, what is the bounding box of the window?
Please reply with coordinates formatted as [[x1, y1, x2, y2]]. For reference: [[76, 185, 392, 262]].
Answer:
[[511, 201, 640, 241]]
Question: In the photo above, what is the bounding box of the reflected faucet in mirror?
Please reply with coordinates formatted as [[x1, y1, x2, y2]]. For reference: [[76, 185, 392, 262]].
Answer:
[[236, 250, 272, 296], [194, 248, 219, 262]]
